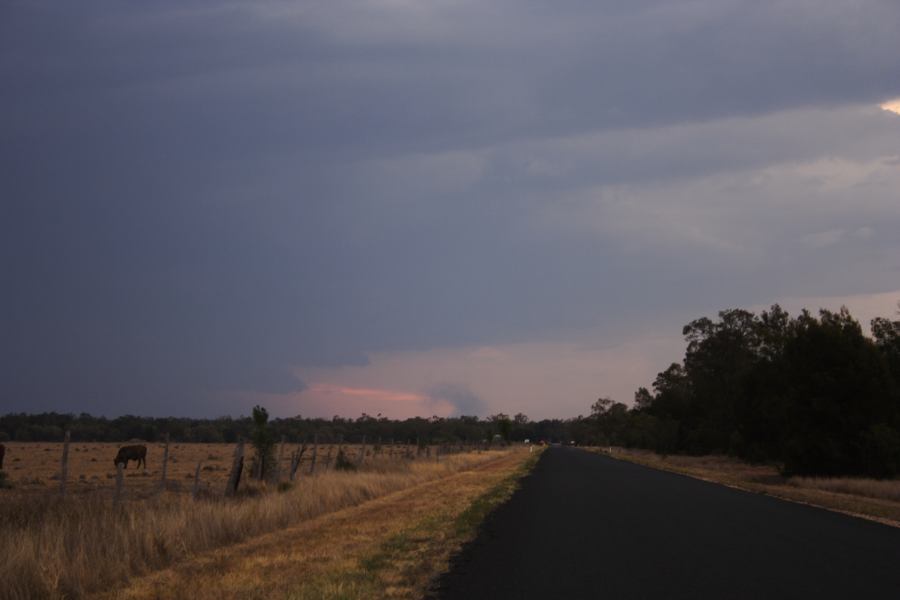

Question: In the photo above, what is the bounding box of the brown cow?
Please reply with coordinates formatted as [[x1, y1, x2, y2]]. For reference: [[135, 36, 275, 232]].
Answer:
[[0, 443, 5, 470], [114, 444, 147, 469]]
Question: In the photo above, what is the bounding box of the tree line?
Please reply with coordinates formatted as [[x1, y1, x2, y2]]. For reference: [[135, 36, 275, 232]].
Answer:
[[0, 410, 575, 447], [591, 303, 900, 477]]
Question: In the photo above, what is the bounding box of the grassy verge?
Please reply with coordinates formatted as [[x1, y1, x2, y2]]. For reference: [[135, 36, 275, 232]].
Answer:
[[1, 451, 511, 600], [355, 446, 541, 598], [585, 447, 900, 527], [99, 448, 540, 600]]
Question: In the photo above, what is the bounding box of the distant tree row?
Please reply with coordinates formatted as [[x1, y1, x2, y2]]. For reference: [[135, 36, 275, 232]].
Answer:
[[0, 410, 574, 447], [590, 304, 900, 477]]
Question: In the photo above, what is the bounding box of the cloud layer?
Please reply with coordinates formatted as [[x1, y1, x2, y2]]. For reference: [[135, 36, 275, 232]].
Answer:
[[2, 1, 900, 417]]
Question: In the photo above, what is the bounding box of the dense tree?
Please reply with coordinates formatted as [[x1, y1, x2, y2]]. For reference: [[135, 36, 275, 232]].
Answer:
[[631, 304, 900, 476], [250, 405, 276, 479]]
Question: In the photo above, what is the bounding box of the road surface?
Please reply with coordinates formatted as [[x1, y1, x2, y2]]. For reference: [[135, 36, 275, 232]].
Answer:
[[432, 447, 900, 599]]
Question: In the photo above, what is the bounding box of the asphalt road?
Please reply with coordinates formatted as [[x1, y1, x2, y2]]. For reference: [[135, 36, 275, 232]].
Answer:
[[431, 447, 900, 599]]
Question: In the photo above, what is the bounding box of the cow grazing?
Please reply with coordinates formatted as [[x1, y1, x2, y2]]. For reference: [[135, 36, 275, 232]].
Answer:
[[0, 443, 5, 470], [114, 444, 147, 469]]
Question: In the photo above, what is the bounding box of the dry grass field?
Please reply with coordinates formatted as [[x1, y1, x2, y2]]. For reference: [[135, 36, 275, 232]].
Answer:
[[100, 449, 538, 600], [0, 442, 532, 600], [0, 441, 426, 498], [590, 447, 900, 526]]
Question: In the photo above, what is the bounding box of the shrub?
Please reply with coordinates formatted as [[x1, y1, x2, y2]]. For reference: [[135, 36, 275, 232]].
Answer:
[[334, 449, 357, 472], [250, 405, 276, 480]]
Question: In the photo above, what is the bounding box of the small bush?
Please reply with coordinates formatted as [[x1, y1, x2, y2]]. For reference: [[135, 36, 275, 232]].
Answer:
[[0, 472, 12, 489], [334, 449, 357, 472]]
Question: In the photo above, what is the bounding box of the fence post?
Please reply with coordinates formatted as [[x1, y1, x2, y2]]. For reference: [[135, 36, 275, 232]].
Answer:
[[160, 433, 170, 492], [225, 439, 245, 497], [192, 462, 202, 499], [334, 434, 343, 468], [256, 444, 264, 481], [59, 430, 70, 497], [290, 440, 307, 481], [388, 438, 394, 458], [357, 435, 367, 467], [274, 435, 286, 483], [115, 461, 124, 502], [308, 433, 318, 475], [324, 443, 333, 471]]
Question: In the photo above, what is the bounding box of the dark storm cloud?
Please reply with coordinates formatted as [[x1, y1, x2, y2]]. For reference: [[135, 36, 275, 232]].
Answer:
[[2, 0, 900, 416]]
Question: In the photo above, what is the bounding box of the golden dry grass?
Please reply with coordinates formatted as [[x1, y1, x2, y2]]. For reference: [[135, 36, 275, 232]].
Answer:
[[0, 447, 516, 600], [98, 449, 537, 600], [589, 447, 900, 527]]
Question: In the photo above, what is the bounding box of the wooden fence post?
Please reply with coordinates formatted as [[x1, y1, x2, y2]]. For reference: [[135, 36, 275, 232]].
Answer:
[[256, 444, 264, 481], [115, 461, 124, 502], [160, 433, 170, 492], [225, 439, 245, 497], [334, 434, 343, 468], [308, 434, 318, 475], [59, 430, 70, 497], [324, 443, 333, 470], [357, 435, 367, 467], [274, 435, 286, 483], [192, 462, 202, 499], [388, 438, 394, 458], [290, 440, 308, 481]]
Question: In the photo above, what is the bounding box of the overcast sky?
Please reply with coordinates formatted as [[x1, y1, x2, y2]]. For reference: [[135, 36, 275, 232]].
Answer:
[[3, 0, 900, 419]]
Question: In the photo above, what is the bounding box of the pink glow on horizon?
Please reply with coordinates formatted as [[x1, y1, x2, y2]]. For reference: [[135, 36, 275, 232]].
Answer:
[[308, 383, 427, 404], [249, 383, 452, 419]]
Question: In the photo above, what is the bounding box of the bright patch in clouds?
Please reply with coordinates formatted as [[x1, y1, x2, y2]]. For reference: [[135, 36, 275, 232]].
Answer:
[[881, 99, 900, 115]]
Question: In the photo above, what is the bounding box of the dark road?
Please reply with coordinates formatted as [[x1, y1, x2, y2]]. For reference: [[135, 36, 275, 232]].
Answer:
[[432, 447, 900, 599]]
